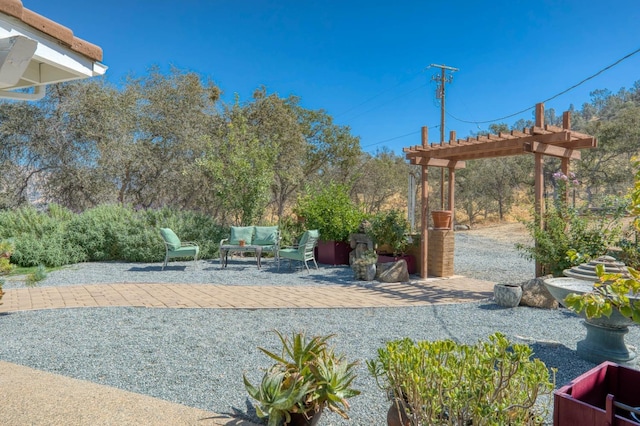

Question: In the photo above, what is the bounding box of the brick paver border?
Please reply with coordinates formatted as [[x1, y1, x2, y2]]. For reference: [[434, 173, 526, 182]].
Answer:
[[0, 276, 494, 313]]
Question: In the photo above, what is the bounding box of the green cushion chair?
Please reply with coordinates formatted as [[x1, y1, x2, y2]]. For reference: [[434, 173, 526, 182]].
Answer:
[[159, 228, 199, 270], [278, 230, 319, 273]]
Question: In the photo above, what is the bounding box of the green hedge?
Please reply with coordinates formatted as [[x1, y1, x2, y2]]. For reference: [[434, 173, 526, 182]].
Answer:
[[0, 204, 226, 267]]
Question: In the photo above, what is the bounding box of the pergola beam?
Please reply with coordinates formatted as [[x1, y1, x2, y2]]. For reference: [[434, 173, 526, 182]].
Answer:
[[409, 158, 466, 168], [524, 141, 581, 160]]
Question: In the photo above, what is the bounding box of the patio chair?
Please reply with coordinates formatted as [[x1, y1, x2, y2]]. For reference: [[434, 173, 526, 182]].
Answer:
[[278, 229, 319, 273], [159, 228, 199, 270]]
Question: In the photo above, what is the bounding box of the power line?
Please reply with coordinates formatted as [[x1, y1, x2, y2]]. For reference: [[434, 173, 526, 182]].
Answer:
[[361, 125, 439, 149], [340, 83, 427, 122], [335, 69, 425, 119], [447, 46, 640, 126]]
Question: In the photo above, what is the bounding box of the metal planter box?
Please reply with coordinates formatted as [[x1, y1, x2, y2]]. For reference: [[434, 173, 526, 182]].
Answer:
[[554, 361, 640, 425], [316, 240, 351, 266]]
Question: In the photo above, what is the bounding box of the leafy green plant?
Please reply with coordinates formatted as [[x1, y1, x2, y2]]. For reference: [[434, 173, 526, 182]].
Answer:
[[352, 249, 378, 266], [517, 172, 622, 276], [244, 330, 360, 426], [25, 264, 47, 287], [367, 332, 555, 426], [293, 182, 364, 242], [367, 209, 410, 256], [0, 239, 16, 276]]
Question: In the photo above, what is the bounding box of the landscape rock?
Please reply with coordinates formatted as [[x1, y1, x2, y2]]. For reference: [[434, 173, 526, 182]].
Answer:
[[376, 260, 409, 283], [520, 276, 558, 309]]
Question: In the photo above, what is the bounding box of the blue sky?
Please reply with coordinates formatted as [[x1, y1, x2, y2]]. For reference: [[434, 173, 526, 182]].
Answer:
[[24, 1, 640, 154]]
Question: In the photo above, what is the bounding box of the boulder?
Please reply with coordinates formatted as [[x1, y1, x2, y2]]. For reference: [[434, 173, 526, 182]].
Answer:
[[520, 276, 558, 309], [376, 260, 410, 283]]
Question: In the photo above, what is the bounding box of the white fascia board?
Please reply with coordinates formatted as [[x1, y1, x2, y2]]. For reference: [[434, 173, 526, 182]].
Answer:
[[0, 16, 106, 87]]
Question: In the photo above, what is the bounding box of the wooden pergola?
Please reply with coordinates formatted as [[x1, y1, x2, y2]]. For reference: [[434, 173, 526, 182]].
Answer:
[[403, 103, 598, 278]]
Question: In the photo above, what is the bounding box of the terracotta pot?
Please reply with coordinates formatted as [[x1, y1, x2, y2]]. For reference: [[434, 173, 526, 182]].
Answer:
[[431, 210, 452, 229]]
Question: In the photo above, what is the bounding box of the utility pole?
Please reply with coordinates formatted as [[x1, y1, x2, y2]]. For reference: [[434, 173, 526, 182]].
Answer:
[[428, 64, 458, 209]]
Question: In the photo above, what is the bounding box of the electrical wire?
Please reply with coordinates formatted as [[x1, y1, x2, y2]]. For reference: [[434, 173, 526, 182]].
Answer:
[[447, 46, 640, 126], [335, 69, 425, 119], [361, 125, 439, 149], [341, 83, 428, 122]]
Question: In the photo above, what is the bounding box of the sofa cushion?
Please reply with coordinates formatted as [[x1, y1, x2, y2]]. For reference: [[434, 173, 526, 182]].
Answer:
[[230, 226, 254, 245], [253, 226, 278, 246], [160, 228, 181, 250]]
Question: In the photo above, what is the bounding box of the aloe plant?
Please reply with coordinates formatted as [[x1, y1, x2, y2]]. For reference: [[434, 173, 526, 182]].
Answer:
[[243, 366, 311, 426], [244, 330, 360, 424]]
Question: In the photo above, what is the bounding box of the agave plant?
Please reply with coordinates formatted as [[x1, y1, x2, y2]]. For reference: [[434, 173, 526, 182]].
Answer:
[[244, 330, 360, 425]]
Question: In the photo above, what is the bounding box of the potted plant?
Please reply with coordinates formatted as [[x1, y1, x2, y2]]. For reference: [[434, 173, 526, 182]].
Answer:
[[367, 210, 416, 274], [351, 249, 378, 280], [293, 183, 364, 265], [244, 330, 360, 426], [367, 332, 555, 426], [0, 239, 15, 304]]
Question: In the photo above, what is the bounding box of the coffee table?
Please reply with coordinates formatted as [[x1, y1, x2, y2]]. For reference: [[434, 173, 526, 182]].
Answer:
[[219, 244, 263, 269]]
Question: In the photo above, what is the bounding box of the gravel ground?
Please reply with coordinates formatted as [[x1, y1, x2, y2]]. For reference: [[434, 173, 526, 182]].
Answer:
[[1, 227, 638, 425]]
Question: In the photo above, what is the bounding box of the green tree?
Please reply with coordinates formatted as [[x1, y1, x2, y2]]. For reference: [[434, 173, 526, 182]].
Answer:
[[351, 148, 410, 214], [126, 66, 220, 210], [197, 101, 275, 225]]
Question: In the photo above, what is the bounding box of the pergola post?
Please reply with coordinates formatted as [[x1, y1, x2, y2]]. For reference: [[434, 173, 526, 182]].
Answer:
[[562, 111, 572, 205], [420, 126, 429, 278], [404, 102, 596, 281], [534, 103, 545, 276], [448, 131, 456, 230]]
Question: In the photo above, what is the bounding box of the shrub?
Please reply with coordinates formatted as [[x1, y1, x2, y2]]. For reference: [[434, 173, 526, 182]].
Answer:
[[367, 332, 555, 426], [25, 264, 47, 287], [368, 209, 410, 255], [66, 204, 135, 261], [517, 172, 622, 277], [565, 158, 640, 325], [293, 182, 364, 242], [0, 239, 16, 275], [0, 204, 225, 266]]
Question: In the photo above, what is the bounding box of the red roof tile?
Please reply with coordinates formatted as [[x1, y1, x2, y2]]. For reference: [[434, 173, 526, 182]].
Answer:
[[0, 0, 103, 62]]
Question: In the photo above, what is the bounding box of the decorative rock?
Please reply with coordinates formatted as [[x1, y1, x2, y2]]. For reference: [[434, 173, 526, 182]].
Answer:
[[520, 276, 558, 309], [376, 260, 410, 283], [352, 262, 376, 281], [493, 283, 523, 308]]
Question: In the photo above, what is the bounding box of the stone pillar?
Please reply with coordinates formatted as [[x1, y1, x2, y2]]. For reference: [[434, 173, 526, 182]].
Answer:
[[428, 229, 454, 277]]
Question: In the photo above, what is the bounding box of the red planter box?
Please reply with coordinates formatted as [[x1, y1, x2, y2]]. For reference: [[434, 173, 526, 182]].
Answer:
[[316, 240, 351, 265], [554, 361, 640, 425], [377, 254, 416, 275]]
